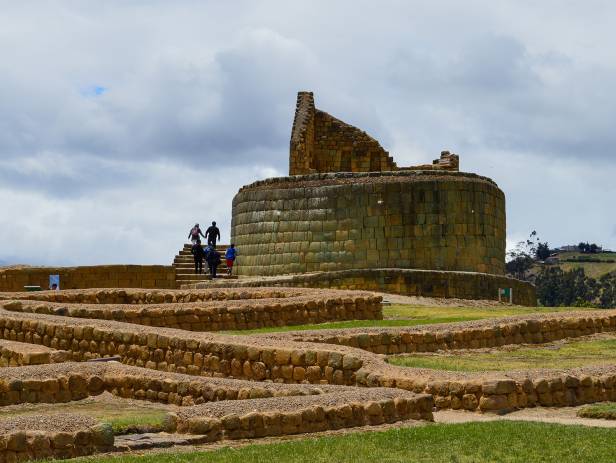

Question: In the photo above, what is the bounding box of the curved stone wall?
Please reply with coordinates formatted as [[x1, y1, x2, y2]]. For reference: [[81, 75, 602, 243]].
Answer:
[[231, 171, 506, 276]]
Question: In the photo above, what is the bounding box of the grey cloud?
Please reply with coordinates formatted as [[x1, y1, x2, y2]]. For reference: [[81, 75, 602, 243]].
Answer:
[[383, 33, 616, 162], [1, 1, 616, 265]]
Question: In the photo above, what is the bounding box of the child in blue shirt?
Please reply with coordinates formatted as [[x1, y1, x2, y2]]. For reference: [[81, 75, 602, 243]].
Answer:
[[225, 244, 237, 275]]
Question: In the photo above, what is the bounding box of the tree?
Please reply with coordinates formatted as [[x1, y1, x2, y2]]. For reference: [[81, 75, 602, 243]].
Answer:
[[535, 268, 616, 308], [506, 230, 543, 280], [578, 242, 600, 254], [536, 242, 551, 261]]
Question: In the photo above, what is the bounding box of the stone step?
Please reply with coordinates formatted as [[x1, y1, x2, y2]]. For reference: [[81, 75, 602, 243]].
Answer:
[[173, 260, 229, 267], [182, 243, 229, 249], [176, 273, 236, 280], [114, 433, 213, 451], [177, 275, 238, 282], [177, 249, 228, 257]]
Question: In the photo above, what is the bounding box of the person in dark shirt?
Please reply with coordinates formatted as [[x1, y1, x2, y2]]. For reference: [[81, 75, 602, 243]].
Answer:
[[205, 221, 221, 247], [206, 246, 222, 279], [188, 223, 205, 244], [191, 241, 206, 274]]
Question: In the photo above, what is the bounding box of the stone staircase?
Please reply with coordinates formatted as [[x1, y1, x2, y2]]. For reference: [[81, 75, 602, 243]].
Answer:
[[172, 243, 238, 287]]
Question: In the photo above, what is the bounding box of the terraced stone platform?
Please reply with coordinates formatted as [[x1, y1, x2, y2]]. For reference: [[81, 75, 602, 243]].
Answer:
[[0, 287, 381, 331], [1, 287, 616, 460]]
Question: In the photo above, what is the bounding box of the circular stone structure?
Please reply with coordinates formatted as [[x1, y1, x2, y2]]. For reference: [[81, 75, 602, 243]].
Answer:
[[231, 170, 505, 277]]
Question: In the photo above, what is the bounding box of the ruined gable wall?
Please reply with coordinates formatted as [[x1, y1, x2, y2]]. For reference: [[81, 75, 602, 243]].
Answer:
[[312, 110, 397, 173], [289, 92, 396, 175]]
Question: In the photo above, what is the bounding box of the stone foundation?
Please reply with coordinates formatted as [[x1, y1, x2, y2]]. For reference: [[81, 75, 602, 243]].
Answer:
[[188, 269, 536, 306], [232, 171, 506, 277]]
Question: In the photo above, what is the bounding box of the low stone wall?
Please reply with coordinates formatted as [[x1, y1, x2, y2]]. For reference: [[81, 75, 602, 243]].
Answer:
[[368, 366, 616, 414], [4, 303, 616, 414], [3, 290, 382, 332], [0, 416, 113, 461], [190, 268, 536, 306], [171, 390, 433, 440], [0, 287, 329, 304], [0, 265, 176, 292], [0, 362, 338, 407], [0, 340, 68, 367], [0, 308, 367, 385], [278, 312, 608, 355]]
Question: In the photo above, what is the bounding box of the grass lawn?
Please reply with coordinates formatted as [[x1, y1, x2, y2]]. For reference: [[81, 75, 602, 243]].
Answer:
[[0, 397, 169, 434], [224, 304, 593, 335], [71, 421, 616, 463], [388, 337, 616, 371], [577, 402, 616, 420]]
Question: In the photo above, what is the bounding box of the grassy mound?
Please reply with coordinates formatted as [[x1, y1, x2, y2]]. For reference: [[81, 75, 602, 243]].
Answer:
[[577, 402, 616, 420]]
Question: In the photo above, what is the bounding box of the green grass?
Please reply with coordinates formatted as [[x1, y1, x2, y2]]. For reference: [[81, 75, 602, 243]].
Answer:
[[105, 413, 168, 434], [0, 398, 169, 435], [388, 337, 616, 372], [70, 421, 616, 463], [224, 304, 593, 335], [577, 402, 616, 420]]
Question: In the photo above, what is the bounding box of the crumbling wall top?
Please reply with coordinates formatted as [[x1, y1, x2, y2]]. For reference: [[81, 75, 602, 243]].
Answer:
[[289, 91, 460, 175]]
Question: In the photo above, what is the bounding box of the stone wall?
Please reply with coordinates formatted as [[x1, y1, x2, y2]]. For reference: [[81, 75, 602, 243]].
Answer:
[[289, 92, 397, 175], [0, 339, 68, 367], [4, 289, 383, 332], [0, 418, 113, 462], [0, 265, 176, 292], [171, 390, 432, 440], [0, 308, 367, 385], [3, 305, 616, 413], [231, 171, 506, 277], [193, 269, 536, 306]]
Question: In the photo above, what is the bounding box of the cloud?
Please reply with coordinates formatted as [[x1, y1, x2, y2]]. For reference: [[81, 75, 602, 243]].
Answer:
[[0, 1, 615, 265]]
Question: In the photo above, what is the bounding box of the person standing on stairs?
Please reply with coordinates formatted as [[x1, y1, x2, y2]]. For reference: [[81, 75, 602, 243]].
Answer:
[[191, 240, 206, 274], [207, 246, 222, 279], [205, 221, 220, 247], [225, 244, 237, 275], [188, 223, 205, 244]]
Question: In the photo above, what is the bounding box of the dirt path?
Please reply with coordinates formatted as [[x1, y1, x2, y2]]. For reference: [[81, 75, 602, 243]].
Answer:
[[435, 406, 616, 428], [374, 292, 519, 307]]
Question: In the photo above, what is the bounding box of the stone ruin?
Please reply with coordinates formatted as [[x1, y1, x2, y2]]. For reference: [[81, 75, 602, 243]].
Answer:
[[289, 91, 459, 175], [0, 91, 563, 462], [1, 286, 616, 460], [228, 91, 535, 305]]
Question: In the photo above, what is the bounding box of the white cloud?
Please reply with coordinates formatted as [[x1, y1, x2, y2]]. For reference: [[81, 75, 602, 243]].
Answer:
[[1, 1, 615, 265]]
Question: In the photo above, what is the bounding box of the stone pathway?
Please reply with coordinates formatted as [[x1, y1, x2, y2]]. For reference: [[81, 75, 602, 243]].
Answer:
[[114, 433, 212, 451], [435, 406, 616, 428]]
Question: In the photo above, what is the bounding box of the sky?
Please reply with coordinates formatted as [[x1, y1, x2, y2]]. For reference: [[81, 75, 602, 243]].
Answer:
[[1, 0, 615, 266]]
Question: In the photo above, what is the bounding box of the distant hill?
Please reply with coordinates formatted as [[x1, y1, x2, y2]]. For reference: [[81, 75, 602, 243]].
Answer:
[[535, 251, 616, 279]]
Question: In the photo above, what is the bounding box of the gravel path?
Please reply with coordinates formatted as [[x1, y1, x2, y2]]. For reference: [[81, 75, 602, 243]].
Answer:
[[0, 413, 98, 433], [176, 388, 421, 419], [376, 292, 521, 307], [7, 293, 375, 315]]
